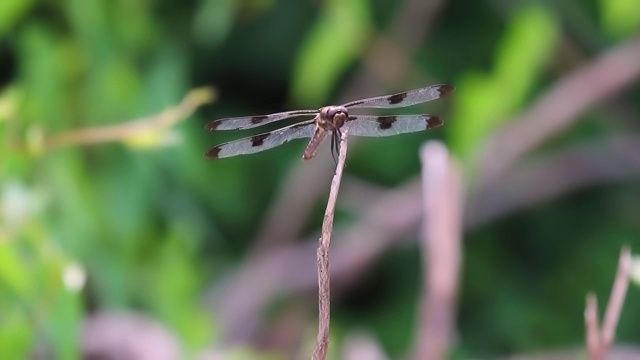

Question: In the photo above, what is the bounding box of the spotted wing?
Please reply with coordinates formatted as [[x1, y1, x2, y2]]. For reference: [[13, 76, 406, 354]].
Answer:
[[341, 84, 454, 109], [204, 120, 317, 159], [342, 115, 443, 137], [205, 110, 317, 131]]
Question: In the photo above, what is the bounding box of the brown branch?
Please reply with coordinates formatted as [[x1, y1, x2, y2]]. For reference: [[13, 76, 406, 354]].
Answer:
[[313, 131, 349, 360], [479, 36, 640, 187], [467, 135, 640, 227], [415, 142, 463, 360], [43, 87, 216, 149], [211, 136, 640, 343], [585, 246, 632, 360]]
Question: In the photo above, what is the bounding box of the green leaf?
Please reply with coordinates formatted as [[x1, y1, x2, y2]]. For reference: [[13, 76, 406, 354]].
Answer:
[[290, 0, 372, 107], [0, 0, 34, 37], [48, 288, 83, 360], [0, 309, 32, 359], [600, 0, 640, 38], [0, 239, 33, 298], [448, 5, 559, 165], [192, 0, 237, 47]]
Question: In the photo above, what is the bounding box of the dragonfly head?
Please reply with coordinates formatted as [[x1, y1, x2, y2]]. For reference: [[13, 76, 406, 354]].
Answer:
[[320, 106, 349, 129]]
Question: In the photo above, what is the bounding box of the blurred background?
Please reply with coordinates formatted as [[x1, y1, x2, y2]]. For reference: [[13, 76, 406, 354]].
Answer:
[[1, 0, 640, 359]]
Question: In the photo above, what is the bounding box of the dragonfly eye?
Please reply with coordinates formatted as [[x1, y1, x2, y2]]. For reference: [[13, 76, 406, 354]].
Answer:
[[330, 106, 348, 118]]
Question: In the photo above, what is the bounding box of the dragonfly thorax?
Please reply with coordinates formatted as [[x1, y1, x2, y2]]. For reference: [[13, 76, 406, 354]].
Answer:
[[319, 106, 349, 130]]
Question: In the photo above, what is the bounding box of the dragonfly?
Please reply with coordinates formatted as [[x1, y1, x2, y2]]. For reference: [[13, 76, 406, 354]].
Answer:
[[204, 84, 454, 161]]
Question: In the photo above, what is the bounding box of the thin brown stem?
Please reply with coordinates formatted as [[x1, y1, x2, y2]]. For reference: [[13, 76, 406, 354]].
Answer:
[[585, 246, 632, 360], [585, 293, 601, 360], [312, 131, 349, 360], [601, 247, 632, 352]]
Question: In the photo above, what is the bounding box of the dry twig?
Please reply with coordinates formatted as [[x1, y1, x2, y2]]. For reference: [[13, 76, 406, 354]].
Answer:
[[584, 246, 632, 360], [415, 142, 463, 360], [479, 36, 640, 186], [467, 135, 640, 227], [43, 87, 216, 149], [313, 131, 349, 360]]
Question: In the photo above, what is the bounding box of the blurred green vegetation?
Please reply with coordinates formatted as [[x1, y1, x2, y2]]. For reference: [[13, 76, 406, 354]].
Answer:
[[1, 0, 639, 359]]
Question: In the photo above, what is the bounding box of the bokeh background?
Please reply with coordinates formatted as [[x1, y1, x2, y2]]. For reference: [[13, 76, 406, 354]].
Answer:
[[1, 0, 640, 359]]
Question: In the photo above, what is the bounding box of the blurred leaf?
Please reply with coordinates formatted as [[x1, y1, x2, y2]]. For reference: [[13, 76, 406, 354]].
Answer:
[[63, 0, 110, 50], [0, 0, 34, 37], [600, 0, 640, 38], [630, 256, 640, 287], [142, 45, 189, 112], [0, 86, 19, 123], [0, 240, 32, 298], [193, 0, 237, 47], [0, 309, 32, 359], [113, 0, 158, 51], [245, 0, 277, 14], [290, 0, 372, 106], [45, 153, 100, 257], [494, 6, 558, 110], [84, 56, 142, 124], [18, 24, 70, 128], [144, 225, 212, 349], [449, 5, 559, 165], [48, 288, 83, 360], [449, 71, 502, 158]]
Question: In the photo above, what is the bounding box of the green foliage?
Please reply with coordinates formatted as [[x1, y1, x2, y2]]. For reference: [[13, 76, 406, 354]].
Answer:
[[600, 0, 640, 38], [449, 5, 559, 167], [0, 0, 34, 37], [290, 0, 372, 106], [193, 0, 238, 47]]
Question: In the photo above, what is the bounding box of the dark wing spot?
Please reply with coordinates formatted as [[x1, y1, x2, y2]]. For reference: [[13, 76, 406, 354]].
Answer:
[[204, 146, 221, 159], [250, 115, 269, 125], [377, 116, 397, 130], [387, 92, 408, 105], [438, 84, 455, 96], [250, 133, 270, 147], [205, 120, 220, 131], [347, 115, 357, 121], [426, 116, 444, 129]]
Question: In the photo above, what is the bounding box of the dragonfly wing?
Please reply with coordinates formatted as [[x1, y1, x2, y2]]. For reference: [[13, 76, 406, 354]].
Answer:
[[342, 115, 443, 137], [205, 120, 317, 159], [342, 84, 454, 109], [205, 110, 317, 131]]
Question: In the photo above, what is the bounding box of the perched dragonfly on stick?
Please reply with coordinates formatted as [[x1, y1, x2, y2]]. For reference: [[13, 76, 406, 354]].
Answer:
[[204, 84, 454, 160]]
